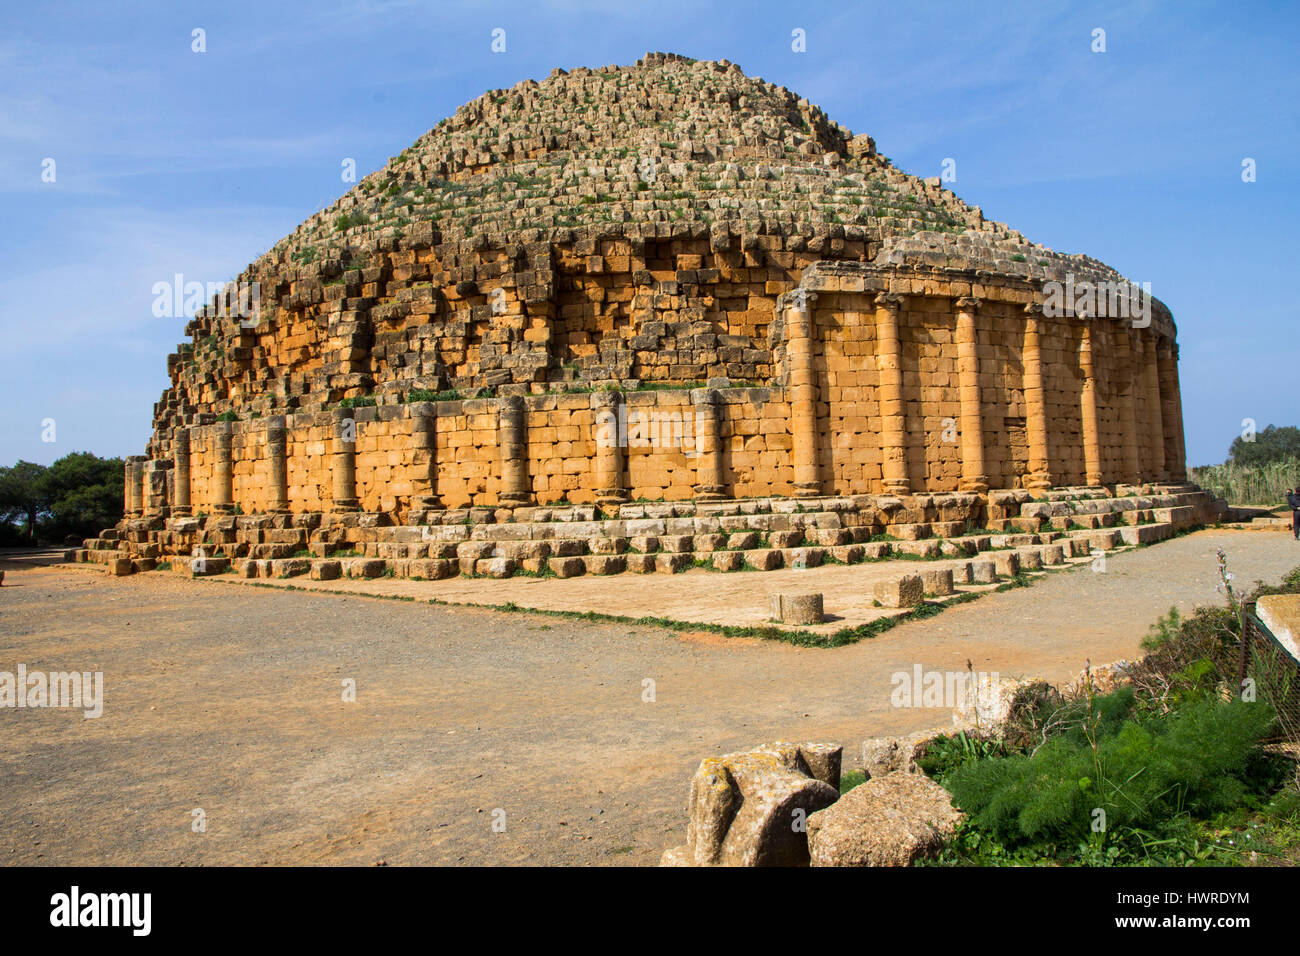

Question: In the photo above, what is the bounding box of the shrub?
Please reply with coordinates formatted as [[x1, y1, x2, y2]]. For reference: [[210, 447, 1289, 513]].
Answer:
[[941, 690, 1276, 850]]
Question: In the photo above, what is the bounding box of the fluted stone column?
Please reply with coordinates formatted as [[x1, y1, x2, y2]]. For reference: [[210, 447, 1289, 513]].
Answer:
[[1140, 333, 1166, 481], [213, 422, 235, 514], [498, 395, 531, 506], [267, 416, 289, 514], [1113, 325, 1142, 485], [785, 291, 821, 497], [1158, 340, 1187, 481], [408, 402, 440, 512], [172, 428, 192, 516], [1022, 304, 1053, 491], [593, 390, 629, 506], [331, 408, 359, 511], [691, 388, 726, 500], [873, 292, 910, 496], [1079, 322, 1104, 487], [955, 297, 988, 493]]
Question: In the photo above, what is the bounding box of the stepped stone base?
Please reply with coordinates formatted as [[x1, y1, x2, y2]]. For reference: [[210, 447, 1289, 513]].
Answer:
[[74, 485, 1225, 583]]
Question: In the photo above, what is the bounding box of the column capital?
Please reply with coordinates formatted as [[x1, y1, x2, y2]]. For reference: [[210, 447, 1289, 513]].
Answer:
[[874, 291, 905, 311], [779, 289, 818, 313], [955, 296, 982, 313], [1023, 302, 1044, 317]]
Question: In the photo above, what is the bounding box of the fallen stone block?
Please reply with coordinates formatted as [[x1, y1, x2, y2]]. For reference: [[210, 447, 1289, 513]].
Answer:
[[475, 556, 516, 578], [1041, 544, 1066, 565], [625, 553, 656, 573], [551, 556, 586, 578], [807, 771, 963, 867], [744, 549, 782, 571], [584, 554, 626, 575], [712, 551, 743, 572], [950, 561, 973, 585], [655, 552, 691, 573], [770, 592, 824, 624], [921, 568, 954, 596], [872, 574, 924, 608], [971, 560, 997, 584], [993, 551, 1020, 577], [310, 560, 343, 581], [1016, 547, 1043, 570]]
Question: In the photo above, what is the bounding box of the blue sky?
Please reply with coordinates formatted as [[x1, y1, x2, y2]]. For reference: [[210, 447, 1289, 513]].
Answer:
[[1, 0, 1296, 468]]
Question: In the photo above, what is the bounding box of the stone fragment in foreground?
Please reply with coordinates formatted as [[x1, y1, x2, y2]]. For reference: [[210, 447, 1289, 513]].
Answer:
[[807, 771, 962, 867], [661, 741, 841, 866]]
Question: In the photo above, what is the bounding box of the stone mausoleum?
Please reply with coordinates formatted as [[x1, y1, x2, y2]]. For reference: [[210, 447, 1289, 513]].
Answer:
[[82, 53, 1222, 581]]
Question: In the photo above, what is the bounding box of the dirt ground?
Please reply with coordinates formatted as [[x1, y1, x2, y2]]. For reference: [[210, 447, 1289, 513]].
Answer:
[[1, 528, 1297, 866]]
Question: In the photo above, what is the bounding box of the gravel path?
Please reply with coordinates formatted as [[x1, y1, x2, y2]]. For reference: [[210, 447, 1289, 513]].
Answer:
[[0, 528, 1296, 866]]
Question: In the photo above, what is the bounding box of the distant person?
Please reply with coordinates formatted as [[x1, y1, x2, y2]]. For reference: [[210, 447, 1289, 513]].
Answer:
[[1289, 487, 1300, 540]]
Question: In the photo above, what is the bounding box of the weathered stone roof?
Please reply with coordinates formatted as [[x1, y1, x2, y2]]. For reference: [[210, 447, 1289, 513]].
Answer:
[[243, 51, 1127, 285]]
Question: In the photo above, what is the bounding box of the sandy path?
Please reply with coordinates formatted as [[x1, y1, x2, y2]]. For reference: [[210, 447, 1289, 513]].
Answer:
[[0, 528, 1295, 866]]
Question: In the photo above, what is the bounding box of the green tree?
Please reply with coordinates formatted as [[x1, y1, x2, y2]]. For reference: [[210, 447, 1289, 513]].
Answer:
[[0, 461, 51, 544], [0, 452, 124, 545], [1229, 424, 1300, 466], [43, 452, 124, 542]]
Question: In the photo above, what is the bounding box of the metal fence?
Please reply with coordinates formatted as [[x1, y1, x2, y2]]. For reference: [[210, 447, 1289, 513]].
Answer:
[[1243, 607, 1300, 743]]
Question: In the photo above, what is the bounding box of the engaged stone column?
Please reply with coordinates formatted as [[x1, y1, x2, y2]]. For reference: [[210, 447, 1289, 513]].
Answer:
[[691, 388, 726, 500], [122, 458, 136, 517], [129, 456, 147, 517], [408, 402, 440, 512], [1113, 325, 1142, 485], [1022, 304, 1053, 491], [1141, 333, 1166, 481], [213, 422, 235, 514], [593, 390, 628, 506], [331, 408, 360, 511], [172, 428, 192, 516], [498, 395, 532, 506], [785, 290, 821, 497], [873, 292, 910, 496], [955, 297, 988, 493], [1079, 322, 1104, 487], [267, 416, 289, 514], [144, 459, 170, 517], [1158, 341, 1188, 481]]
